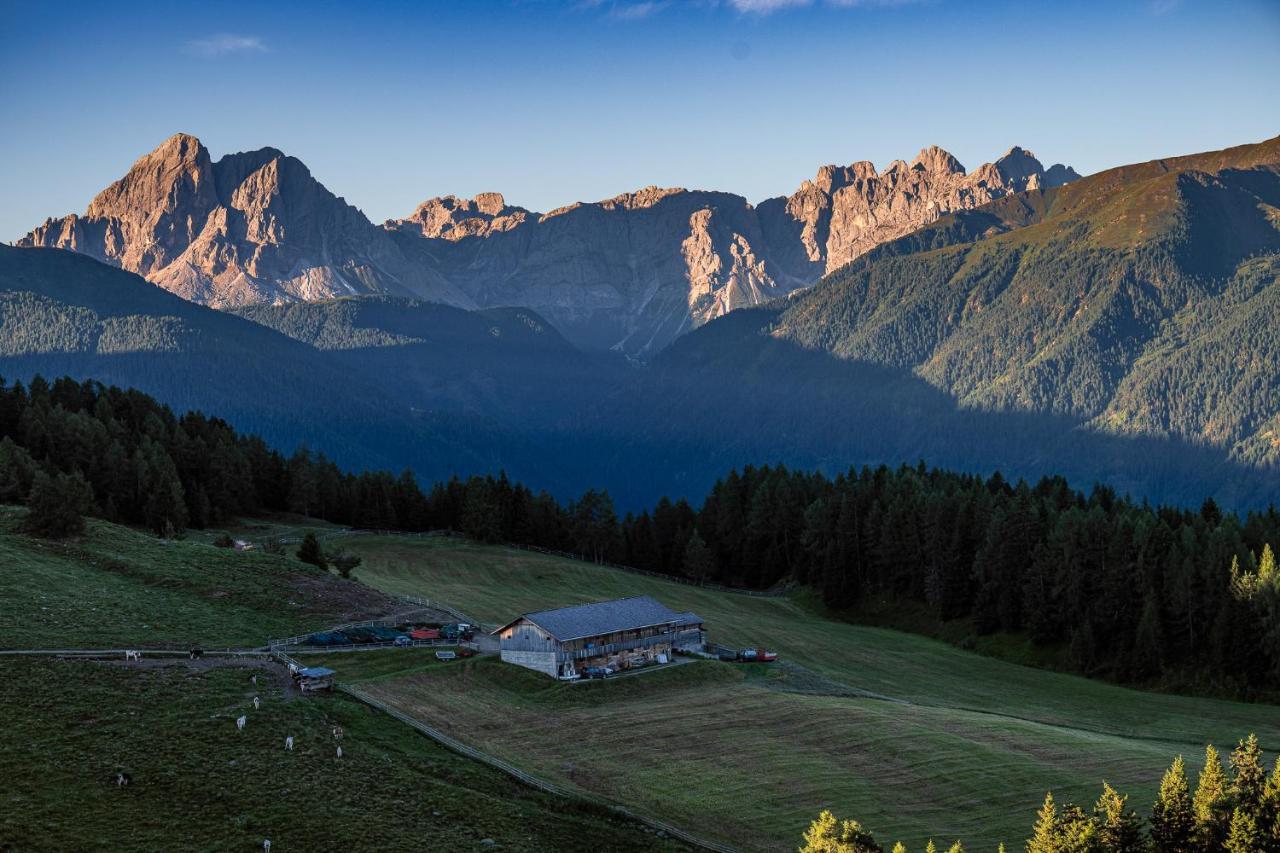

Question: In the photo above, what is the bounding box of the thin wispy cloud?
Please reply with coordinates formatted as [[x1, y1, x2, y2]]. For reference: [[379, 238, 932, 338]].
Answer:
[[728, 0, 811, 12], [728, 0, 923, 13], [611, 1, 668, 20], [185, 34, 267, 57]]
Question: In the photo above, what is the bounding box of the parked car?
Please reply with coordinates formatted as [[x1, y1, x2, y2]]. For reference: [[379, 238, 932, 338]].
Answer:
[[582, 666, 611, 679], [393, 635, 412, 647]]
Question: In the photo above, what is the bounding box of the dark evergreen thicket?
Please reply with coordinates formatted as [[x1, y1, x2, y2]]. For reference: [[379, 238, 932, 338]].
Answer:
[[3, 376, 1277, 697], [801, 734, 1280, 852]]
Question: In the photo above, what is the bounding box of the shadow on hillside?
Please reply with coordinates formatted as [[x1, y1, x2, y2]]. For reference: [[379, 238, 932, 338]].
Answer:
[[571, 306, 1279, 510]]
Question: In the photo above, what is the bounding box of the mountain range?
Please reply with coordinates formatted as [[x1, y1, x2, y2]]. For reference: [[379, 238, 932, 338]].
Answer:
[[19, 134, 1078, 356], [5, 133, 1280, 510]]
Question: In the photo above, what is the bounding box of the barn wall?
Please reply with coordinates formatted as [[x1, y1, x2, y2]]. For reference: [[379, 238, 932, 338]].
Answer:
[[500, 649, 559, 677]]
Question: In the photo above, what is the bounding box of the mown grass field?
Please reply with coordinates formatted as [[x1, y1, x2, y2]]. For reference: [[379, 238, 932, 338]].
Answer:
[[0, 657, 680, 852], [342, 535, 1280, 851], [0, 507, 395, 649]]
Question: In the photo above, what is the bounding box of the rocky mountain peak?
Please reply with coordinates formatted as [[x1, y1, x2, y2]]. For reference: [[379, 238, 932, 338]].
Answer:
[[19, 134, 473, 309], [388, 192, 531, 240], [911, 145, 965, 176], [19, 134, 1080, 358], [992, 146, 1046, 186]]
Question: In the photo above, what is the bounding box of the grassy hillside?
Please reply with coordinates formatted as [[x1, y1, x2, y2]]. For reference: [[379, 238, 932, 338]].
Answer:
[[0, 657, 679, 852], [0, 508, 395, 648], [773, 135, 1280, 471], [342, 535, 1280, 850]]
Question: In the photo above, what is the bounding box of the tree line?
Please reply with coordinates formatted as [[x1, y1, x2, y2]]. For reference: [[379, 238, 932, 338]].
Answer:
[[2, 376, 1278, 697], [801, 734, 1278, 852]]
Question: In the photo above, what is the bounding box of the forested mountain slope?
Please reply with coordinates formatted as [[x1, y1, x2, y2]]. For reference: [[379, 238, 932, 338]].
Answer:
[[0, 246, 505, 483], [233, 297, 626, 428], [774, 135, 1280, 467]]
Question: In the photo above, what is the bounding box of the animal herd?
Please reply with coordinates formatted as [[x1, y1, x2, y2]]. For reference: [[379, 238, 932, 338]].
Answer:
[[114, 654, 347, 851]]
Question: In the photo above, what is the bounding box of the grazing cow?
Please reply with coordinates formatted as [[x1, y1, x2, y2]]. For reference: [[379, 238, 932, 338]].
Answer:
[[250, 675, 258, 685], [115, 772, 132, 787], [263, 841, 271, 852], [336, 746, 343, 759], [332, 726, 343, 740], [253, 696, 260, 710], [284, 736, 294, 751], [236, 716, 247, 732], [188, 648, 203, 660], [124, 650, 141, 662]]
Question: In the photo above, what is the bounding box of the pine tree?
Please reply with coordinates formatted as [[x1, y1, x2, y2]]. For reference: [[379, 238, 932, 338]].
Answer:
[[296, 532, 328, 571], [1027, 792, 1058, 853], [1150, 755, 1195, 852], [683, 531, 714, 581], [1194, 745, 1232, 848], [1262, 758, 1280, 852], [1230, 733, 1266, 819], [0, 436, 37, 502], [23, 470, 93, 538], [891, 844, 906, 853], [1094, 782, 1144, 852], [1225, 808, 1261, 853], [1260, 543, 1277, 586], [798, 810, 882, 853], [945, 843, 963, 853], [923, 842, 936, 853]]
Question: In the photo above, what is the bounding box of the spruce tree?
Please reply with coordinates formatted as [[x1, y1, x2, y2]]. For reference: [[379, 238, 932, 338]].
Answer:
[[0, 436, 36, 502], [945, 843, 963, 853], [1262, 758, 1280, 852], [682, 531, 714, 581], [296, 532, 328, 571], [1260, 543, 1277, 586], [923, 841, 936, 853], [1094, 782, 1144, 852], [1150, 755, 1195, 852], [23, 470, 93, 539], [1194, 745, 1232, 848], [1225, 808, 1260, 853], [798, 809, 882, 853], [1230, 734, 1266, 819], [1027, 792, 1058, 853], [891, 844, 906, 853]]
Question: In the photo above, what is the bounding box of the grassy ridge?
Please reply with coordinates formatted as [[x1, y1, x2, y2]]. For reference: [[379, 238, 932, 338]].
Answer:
[[0, 658, 678, 852], [0, 508, 394, 649], [343, 535, 1280, 850]]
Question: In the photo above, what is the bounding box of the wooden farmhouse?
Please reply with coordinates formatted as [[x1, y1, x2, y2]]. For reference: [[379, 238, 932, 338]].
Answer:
[[493, 595, 705, 679]]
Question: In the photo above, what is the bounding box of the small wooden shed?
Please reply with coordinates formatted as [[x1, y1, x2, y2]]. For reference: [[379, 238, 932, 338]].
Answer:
[[297, 666, 335, 693]]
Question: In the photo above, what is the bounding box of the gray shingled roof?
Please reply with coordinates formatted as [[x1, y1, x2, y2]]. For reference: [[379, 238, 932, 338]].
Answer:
[[673, 611, 704, 627], [504, 595, 699, 642]]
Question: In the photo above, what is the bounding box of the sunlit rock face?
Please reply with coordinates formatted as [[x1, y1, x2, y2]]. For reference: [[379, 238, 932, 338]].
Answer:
[[22, 134, 1077, 356]]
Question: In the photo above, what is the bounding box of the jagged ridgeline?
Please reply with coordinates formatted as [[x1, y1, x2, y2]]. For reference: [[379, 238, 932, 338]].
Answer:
[[18, 132, 1078, 357], [1, 376, 1278, 699]]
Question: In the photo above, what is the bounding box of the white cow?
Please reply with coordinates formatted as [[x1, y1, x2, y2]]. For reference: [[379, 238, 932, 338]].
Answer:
[[263, 841, 271, 852], [236, 715, 247, 732], [124, 650, 141, 662], [253, 696, 260, 710], [332, 726, 343, 740], [336, 746, 343, 759], [284, 736, 294, 751]]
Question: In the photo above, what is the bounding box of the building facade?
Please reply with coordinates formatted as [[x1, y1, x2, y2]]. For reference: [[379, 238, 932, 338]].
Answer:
[[493, 595, 705, 679]]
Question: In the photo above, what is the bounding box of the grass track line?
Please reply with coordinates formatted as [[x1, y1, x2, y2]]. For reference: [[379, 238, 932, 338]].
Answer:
[[341, 683, 734, 853]]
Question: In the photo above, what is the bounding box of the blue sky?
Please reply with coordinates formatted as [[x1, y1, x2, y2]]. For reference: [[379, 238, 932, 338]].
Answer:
[[2, 0, 1277, 241]]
